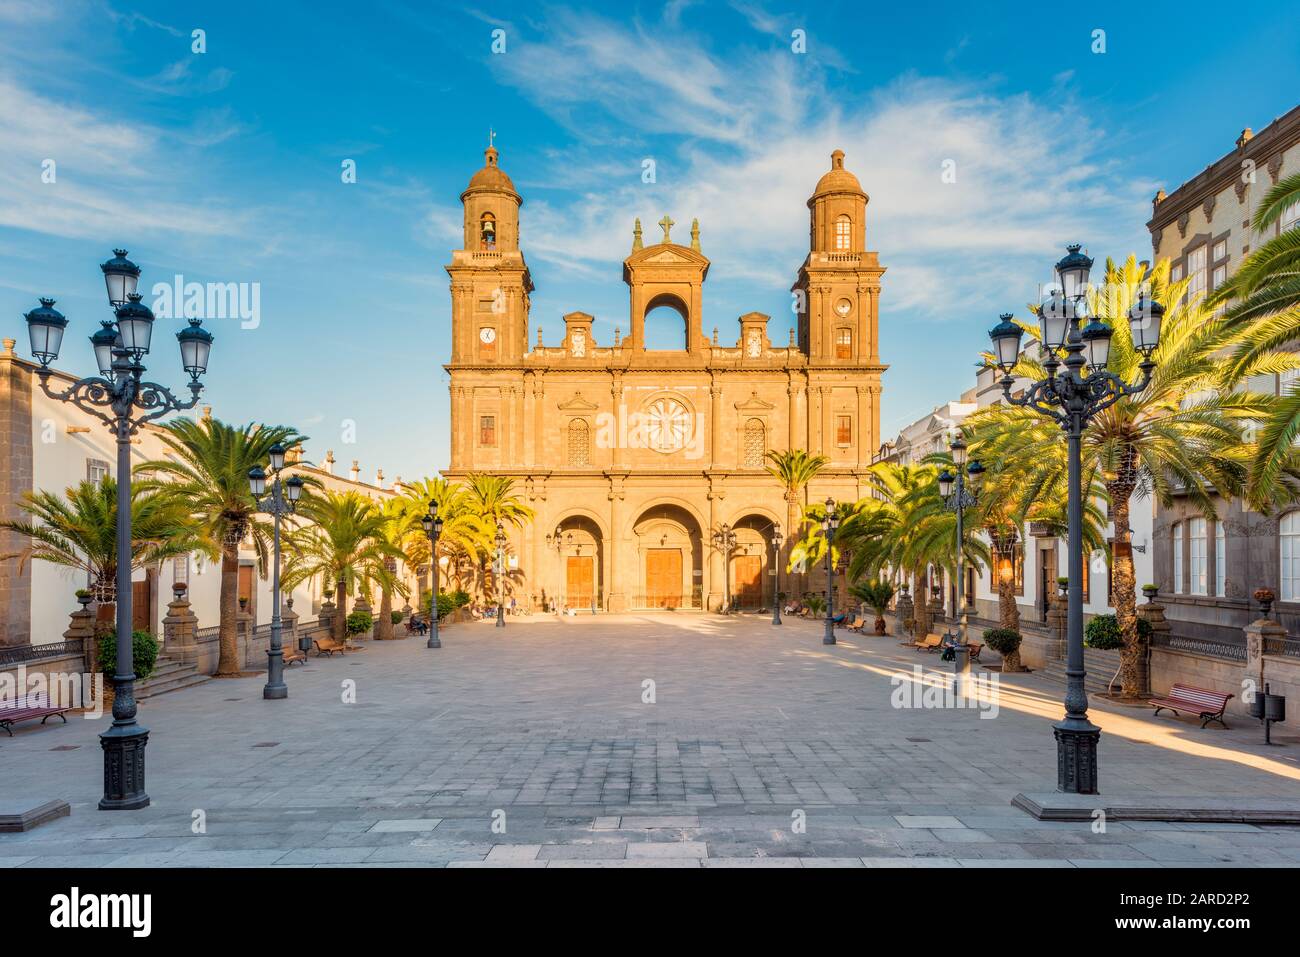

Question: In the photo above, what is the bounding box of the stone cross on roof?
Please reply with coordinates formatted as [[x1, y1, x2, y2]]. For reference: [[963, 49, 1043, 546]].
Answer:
[[658, 215, 675, 243]]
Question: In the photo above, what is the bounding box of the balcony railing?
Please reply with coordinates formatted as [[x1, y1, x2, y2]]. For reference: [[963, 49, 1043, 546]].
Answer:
[[0, 639, 86, 666], [1151, 633, 1247, 662]]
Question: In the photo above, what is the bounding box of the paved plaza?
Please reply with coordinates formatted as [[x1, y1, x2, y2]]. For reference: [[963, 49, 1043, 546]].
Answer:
[[3, 613, 1300, 868]]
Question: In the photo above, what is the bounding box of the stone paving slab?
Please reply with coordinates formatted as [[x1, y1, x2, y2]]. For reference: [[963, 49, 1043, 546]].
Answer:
[[1, 614, 1297, 867]]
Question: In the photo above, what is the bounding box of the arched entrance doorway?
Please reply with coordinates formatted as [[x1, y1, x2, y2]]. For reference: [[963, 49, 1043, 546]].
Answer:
[[727, 514, 779, 610], [632, 504, 704, 609], [551, 516, 603, 612]]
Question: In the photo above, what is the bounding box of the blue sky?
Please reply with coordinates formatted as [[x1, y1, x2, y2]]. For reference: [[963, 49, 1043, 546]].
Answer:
[[3, 0, 1299, 482]]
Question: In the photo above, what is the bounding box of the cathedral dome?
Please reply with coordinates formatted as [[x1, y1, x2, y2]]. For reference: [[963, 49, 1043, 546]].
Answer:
[[812, 149, 864, 196], [465, 145, 517, 194]]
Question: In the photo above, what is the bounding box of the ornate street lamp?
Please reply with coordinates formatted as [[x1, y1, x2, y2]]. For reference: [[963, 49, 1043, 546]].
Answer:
[[248, 447, 303, 699], [938, 434, 983, 685], [495, 522, 507, 628], [771, 522, 784, 626], [421, 504, 443, 648], [987, 244, 1162, 794], [713, 523, 737, 614], [22, 249, 214, 811], [546, 525, 564, 615], [822, 497, 839, 645]]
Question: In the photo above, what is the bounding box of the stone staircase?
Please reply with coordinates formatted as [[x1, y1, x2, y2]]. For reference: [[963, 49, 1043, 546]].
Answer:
[[137, 654, 209, 700], [1037, 647, 1123, 696]]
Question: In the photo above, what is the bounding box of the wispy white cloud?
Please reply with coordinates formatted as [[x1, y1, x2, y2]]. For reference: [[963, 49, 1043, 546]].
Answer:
[[471, 14, 1152, 320]]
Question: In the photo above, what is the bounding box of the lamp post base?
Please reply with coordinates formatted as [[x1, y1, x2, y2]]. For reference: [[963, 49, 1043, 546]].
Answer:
[[823, 622, 836, 645], [427, 635, 442, 648], [99, 723, 150, 811], [263, 683, 287, 700], [1053, 720, 1101, 794]]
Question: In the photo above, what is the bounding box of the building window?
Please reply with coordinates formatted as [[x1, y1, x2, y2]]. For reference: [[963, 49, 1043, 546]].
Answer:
[[1172, 521, 1184, 593], [86, 458, 110, 483], [1171, 263, 1183, 282], [835, 327, 853, 360], [1189, 517, 1207, 595], [480, 212, 497, 250], [1283, 203, 1300, 234], [1212, 239, 1227, 261], [834, 215, 851, 251], [1282, 513, 1300, 602], [1214, 521, 1225, 597], [1081, 549, 1091, 603], [479, 415, 496, 447], [1212, 264, 1227, 290], [743, 418, 765, 467], [567, 419, 590, 466], [1185, 245, 1207, 301], [1013, 544, 1024, 596], [835, 415, 852, 447]]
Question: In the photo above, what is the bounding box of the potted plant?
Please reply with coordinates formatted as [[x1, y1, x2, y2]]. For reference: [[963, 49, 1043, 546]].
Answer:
[[1255, 587, 1276, 619], [345, 609, 374, 641], [75, 588, 93, 611], [96, 629, 160, 707], [1141, 583, 1159, 602], [1056, 576, 1069, 598]]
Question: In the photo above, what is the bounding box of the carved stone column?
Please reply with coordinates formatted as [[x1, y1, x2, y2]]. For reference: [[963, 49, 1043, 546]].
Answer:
[[1134, 598, 1169, 695]]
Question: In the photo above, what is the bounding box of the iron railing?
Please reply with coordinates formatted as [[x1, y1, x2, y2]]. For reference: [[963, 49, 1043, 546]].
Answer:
[[1264, 635, 1300, 660], [0, 639, 86, 666], [1151, 633, 1247, 662]]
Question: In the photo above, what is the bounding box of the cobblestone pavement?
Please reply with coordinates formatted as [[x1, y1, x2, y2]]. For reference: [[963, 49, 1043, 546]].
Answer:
[[3, 613, 1299, 867]]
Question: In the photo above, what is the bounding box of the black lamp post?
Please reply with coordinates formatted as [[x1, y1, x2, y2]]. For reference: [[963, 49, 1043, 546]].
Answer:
[[248, 447, 303, 699], [495, 522, 507, 628], [22, 249, 214, 810], [771, 522, 784, 626], [822, 498, 839, 645], [713, 524, 737, 614], [546, 525, 564, 615], [421, 505, 443, 648], [988, 243, 1162, 794], [937, 436, 983, 686]]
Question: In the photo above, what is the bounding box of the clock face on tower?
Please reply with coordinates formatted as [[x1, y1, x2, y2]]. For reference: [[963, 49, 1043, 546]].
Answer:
[[835, 298, 852, 317], [479, 326, 497, 344]]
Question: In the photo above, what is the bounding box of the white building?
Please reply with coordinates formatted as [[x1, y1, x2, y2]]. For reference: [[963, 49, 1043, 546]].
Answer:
[[0, 336, 418, 651]]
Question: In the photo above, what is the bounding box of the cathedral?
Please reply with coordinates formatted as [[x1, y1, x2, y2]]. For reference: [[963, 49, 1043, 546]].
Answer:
[[443, 145, 886, 612]]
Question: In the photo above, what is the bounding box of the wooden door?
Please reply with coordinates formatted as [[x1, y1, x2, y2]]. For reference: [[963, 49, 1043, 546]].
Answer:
[[732, 555, 763, 608], [645, 549, 682, 608], [131, 578, 152, 634], [566, 556, 594, 608]]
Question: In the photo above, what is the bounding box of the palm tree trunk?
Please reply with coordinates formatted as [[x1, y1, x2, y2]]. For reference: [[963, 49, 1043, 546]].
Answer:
[[997, 563, 1020, 631], [217, 547, 240, 675], [376, 588, 393, 640], [1110, 489, 1143, 696]]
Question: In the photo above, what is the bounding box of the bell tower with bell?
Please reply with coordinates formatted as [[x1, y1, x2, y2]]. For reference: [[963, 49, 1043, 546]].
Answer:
[[446, 134, 533, 367]]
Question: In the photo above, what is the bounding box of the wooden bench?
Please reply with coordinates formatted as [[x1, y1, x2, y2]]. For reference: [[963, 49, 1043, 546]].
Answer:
[[0, 693, 70, 737], [911, 634, 943, 652], [283, 646, 306, 666], [312, 638, 348, 657], [1150, 684, 1234, 728]]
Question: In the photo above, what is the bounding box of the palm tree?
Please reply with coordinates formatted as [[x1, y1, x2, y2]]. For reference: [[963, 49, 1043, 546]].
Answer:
[[838, 462, 942, 636], [1, 477, 212, 611], [400, 477, 491, 604], [765, 448, 828, 590], [372, 497, 419, 640], [1208, 171, 1300, 501], [464, 473, 533, 602], [282, 491, 405, 640], [849, 579, 895, 635], [970, 255, 1272, 693], [138, 417, 304, 675]]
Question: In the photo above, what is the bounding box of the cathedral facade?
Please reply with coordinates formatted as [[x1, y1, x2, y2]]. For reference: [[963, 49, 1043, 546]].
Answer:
[[443, 145, 886, 612]]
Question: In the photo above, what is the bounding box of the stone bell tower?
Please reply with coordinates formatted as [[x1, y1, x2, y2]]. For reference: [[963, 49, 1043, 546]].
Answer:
[[446, 140, 534, 367]]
